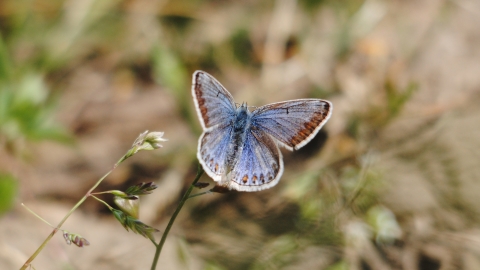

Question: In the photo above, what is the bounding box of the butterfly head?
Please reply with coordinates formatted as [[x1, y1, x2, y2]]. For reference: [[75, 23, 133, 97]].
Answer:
[[236, 102, 250, 113], [238, 102, 248, 109], [233, 102, 251, 131]]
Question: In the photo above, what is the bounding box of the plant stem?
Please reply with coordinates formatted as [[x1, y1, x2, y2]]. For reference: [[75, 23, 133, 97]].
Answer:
[[150, 165, 204, 270], [188, 190, 211, 199], [20, 156, 126, 270], [90, 195, 114, 210]]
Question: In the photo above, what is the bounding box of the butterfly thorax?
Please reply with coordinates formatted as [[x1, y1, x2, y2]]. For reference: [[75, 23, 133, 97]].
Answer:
[[232, 103, 251, 132], [225, 103, 251, 170]]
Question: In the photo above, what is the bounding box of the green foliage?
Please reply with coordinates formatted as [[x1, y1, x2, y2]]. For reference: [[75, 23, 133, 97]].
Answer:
[[251, 235, 299, 269], [0, 29, 71, 152], [0, 35, 12, 80], [0, 74, 70, 145], [152, 44, 188, 97], [203, 261, 228, 270], [0, 0, 133, 150], [325, 260, 348, 270], [111, 208, 159, 242], [385, 80, 418, 121], [151, 44, 194, 128], [347, 79, 418, 140], [0, 172, 17, 216], [230, 28, 256, 66]]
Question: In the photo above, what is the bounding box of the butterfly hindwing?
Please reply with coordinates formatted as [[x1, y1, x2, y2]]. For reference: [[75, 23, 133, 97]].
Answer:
[[228, 128, 283, 191], [251, 99, 332, 150], [197, 124, 233, 181]]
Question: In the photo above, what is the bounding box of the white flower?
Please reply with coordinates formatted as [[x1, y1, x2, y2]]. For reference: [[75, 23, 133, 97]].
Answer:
[[127, 131, 167, 157], [144, 131, 168, 149]]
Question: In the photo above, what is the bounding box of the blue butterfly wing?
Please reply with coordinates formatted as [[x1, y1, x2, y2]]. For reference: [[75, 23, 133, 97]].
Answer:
[[251, 99, 332, 150], [192, 71, 237, 181], [197, 124, 233, 181], [192, 71, 236, 129], [227, 127, 283, 191]]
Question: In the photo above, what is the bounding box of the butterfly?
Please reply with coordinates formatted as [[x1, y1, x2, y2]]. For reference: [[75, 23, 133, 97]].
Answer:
[[192, 71, 333, 192]]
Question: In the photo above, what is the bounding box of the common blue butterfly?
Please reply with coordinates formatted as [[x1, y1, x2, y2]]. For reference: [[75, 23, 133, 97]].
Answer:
[[192, 71, 332, 192]]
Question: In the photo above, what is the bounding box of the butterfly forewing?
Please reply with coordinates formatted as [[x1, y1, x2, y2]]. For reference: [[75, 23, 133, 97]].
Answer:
[[252, 99, 332, 150], [192, 71, 236, 129]]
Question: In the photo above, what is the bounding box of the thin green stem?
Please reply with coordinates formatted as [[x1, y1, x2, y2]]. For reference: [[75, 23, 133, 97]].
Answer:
[[20, 155, 127, 270], [150, 165, 204, 270], [90, 195, 114, 210], [188, 190, 211, 199], [90, 191, 117, 195]]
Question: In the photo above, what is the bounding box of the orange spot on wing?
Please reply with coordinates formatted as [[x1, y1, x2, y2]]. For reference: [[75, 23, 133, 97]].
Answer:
[[260, 174, 265, 183], [195, 81, 210, 126]]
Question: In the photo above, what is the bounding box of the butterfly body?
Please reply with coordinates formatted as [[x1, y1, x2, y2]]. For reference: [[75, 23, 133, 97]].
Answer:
[[226, 103, 250, 169], [192, 71, 332, 192]]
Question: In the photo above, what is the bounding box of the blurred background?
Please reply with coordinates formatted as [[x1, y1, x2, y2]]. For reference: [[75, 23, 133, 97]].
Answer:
[[1, 0, 480, 269]]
